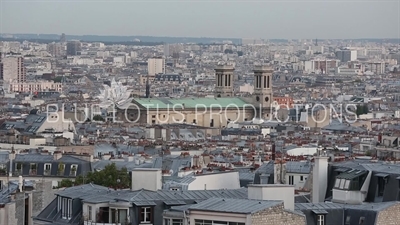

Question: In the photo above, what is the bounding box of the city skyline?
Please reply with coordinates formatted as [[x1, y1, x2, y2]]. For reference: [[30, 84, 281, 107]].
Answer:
[[1, 0, 398, 39]]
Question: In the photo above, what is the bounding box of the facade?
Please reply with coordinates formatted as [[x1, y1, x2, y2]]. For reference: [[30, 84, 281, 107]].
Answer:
[[336, 50, 357, 62], [304, 59, 339, 74], [47, 42, 63, 57], [148, 57, 165, 76], [66, 41, 81, 56], [9, 80, 62, 93], [1, 56, 26, 83]]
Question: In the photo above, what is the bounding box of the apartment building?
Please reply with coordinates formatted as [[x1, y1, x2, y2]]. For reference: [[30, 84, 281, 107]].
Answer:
[[1, 56, 26, 83], [9, 80, 62, 93]]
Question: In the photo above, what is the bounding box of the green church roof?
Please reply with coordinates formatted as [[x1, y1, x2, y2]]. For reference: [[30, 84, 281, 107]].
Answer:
[[132, 97, 250, 109]]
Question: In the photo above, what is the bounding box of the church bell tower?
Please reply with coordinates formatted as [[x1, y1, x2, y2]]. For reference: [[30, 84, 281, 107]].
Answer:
[[252, 65, 273, 119], [214, 64, 234, 97]]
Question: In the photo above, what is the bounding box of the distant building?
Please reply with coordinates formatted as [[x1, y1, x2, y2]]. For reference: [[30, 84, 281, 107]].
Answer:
[[147, 57, 165, 75], [60, 33, 66, 43], [336, 50, 357, 62], [0, 56, 26, 83], [9, 80, 62, 93], [304, 59, 339, 74], [47, 42, 63, 57], [66, 40, 81, 56]]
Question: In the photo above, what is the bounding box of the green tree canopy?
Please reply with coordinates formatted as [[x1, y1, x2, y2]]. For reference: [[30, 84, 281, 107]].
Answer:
[[75, 163, 130, 189], [57, 163, 130, 189], [356, 104, 369, 116], [92, 115, 105, 121]]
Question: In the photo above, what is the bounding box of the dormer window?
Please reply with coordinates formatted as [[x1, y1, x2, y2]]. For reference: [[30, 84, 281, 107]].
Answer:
[[29, 163, 37, 175], [312, 210, 327, 225], [70, 165, 78, 176], [0, 164, 6, 175], [16, 163, 22, 175], [44, 163, 51, 175], [317, 215, 325, 225], [58, 163, 65, 176]]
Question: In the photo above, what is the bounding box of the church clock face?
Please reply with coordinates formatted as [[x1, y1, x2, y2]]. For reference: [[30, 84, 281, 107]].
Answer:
[[256, 96, 260, 101], [265, 97, 269, 102]]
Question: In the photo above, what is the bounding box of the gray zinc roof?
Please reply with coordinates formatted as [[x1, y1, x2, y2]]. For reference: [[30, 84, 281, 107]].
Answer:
[[188, 197, 282, 214]]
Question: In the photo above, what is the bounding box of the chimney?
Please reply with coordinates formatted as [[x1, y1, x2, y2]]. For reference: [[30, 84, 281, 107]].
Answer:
[[312, 156, 329, 203], [102, 154, 111, 160], [248, 184, 294, 211], [127, 155, 134, 162], [18, 176, 23, 192], [134, 158, 140, 165], [131, 168, 162, 191], [53, 151, 62, 160], [9, 151, 16, 161], [274, 160, 287, 184], [271, 143, 276, 161]]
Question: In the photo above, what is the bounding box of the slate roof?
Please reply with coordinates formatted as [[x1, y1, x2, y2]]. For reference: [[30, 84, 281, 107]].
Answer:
[[188, 197, 282, 214], [286, 161, 312, 174], [333, 160, 400, 175]]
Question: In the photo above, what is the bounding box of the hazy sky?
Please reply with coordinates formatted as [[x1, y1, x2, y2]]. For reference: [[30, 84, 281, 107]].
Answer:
[[1, 0, 399, 39]]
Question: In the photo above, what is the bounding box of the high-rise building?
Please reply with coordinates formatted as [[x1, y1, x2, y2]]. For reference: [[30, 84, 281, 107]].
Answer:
[[164, 44, 170, 57], [147, 57, 165, 75], [66, 40, 81, 56], [47, 42, 62, 57], [252, 65, 273, 118], [1, 56, 26, 83], [60, 33, 66, 43], [336, 50, 357, 62], [214, 64, 234, 97]]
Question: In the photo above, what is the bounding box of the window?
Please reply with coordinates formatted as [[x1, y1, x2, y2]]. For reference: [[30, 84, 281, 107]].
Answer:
[[88, 206, 92, 221], [344, 180, 350, 189], [300, 176, 304, 181], [70, 165, 78, 176], [30, 163, 37, 175], [334, 178, 341, 188], [44, 163, 51, 175], [345, 215, 351, 225], [194, 220, 244, 225], [172, 219, 183, 225], [378, 177, 386, 197], [289, 175, 294, 185], [317, 215, 325, 225], [58, 196, 62, 211], [140, 207, 153, 223], [194, 220, 212, 225]]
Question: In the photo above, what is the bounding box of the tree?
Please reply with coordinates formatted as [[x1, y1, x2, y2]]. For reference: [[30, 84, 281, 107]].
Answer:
[[362, 104, 369, 114], [356, 104, 369, 116], [53, 76, 63, 83], [59, 179, 74, 188], [224, 49, 233, 54], [92, 115, 105, 121], [75, 163, 130, 189]]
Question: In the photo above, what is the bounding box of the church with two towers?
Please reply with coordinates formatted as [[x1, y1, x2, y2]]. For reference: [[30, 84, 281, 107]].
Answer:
[[124, 64, 275, 128]]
